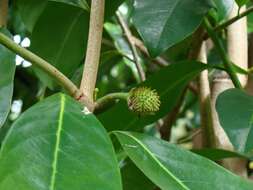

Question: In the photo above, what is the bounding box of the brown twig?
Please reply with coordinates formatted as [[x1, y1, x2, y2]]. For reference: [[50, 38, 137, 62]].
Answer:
[[116, 11, 146, 81], [0, 0, 8, 27], [157, 88, 187, 141], [131, 36, 169, 67]]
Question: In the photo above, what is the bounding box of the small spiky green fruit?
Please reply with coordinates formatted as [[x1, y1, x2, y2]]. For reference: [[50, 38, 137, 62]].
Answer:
[[127, 87, 160, 115]]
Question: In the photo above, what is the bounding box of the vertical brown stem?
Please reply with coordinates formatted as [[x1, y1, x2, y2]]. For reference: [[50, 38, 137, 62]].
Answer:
[[0, 0, 8, 27], [210, 4, 248, 176], [194, 41, 214, 149], [227, 6, 248, 86], [116, 12, 146, 82], [80, 0, 105, 106]]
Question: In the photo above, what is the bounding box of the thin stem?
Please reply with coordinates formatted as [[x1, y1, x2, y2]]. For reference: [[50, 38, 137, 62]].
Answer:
[[0, 32, 83, 99], [94, 92, 128, 113], [131, 36, 169, 67], [0, 0, 8, 27], [80, 0, 105, 103], [215, 6, 253, 32], [102, 36, 169, 67], [203, 18, 242, 89], [116, 11, 146, 81]]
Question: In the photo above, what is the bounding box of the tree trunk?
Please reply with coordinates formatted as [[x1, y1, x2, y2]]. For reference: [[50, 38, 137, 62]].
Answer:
[[210, 4, 248, 177]]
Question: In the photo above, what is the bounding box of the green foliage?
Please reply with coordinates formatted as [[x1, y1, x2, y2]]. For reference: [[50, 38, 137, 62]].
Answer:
[[235, 0, 250, 7], [0, 29, 15, 127], [216, 89, 253, 154], [192, 148, 251, 161], [211, 0, 234, 21], [121, 158, 156, 190], [30, 2, 89, 89], [98, 61, 207, 131], [114, 131, 253, 190], [0, 0, 253, 189], [132, 0, 214, 57], [0, 94, 122, 189]]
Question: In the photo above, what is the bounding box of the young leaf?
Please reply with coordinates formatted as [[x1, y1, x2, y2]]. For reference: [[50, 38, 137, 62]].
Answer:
[[0, 29, 15, 128], [216, 88, 253, 153], [114, 131, 253, 190], [132, 0, 214, 57], [0, 94, 122, 190], [98, 61, 207, 131]]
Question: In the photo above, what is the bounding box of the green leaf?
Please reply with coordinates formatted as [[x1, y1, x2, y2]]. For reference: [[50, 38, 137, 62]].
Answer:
[[216, 88, 253, 153], [98, 61, 207, 131], [17, 0, 89, 33], [30, 2, 89, 89], [211, 0, 234, 21], [132, 0, 213, 57], [121, 158, 156, 190], [16, 0, 47, 33], [235, 0, 249, 7], [0, 29, 15, 128], [114, 131, 253, 190], [50, 0, 89, 9], [192, 148, 250, 161], [105, 0, 124, 19], [0, 94, 122, 190]]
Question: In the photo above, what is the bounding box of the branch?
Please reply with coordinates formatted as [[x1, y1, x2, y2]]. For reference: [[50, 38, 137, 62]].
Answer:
[[0, 0, 8, 27], [0, 32, 93, 106], [214, 6, 253, 32], [158, 88, 187, 141], [80, 0, 105, 104], [203, 18, 242, 89], [116, 12, 146, 81], [210, 5, 248, 176], [227, 6, 248, 87], [102, 36, 169, 67], [131, 36, 169, 67], [198, 41, 214, 148], [94, 92, 128, 113]]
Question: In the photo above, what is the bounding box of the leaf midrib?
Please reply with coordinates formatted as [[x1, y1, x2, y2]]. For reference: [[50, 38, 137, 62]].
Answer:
[[49, 94, 65, 190]]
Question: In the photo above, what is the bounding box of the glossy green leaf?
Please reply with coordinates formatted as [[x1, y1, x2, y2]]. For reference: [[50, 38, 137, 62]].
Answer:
[[216, 88, 253, 153], [132, 0, 213, 57], [30, 2, 89, 89], [0, 29, 15, 128], [98, 61, 207, 131], [0, 94, 122, 190], [235, 0, 249, 7], [114, 131, 253, 190]]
